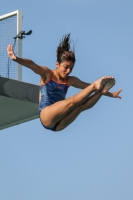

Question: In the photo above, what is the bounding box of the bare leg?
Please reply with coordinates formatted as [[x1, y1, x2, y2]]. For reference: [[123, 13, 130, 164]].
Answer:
[[56, 91, 102, 131], [40, 77, 114, 128]]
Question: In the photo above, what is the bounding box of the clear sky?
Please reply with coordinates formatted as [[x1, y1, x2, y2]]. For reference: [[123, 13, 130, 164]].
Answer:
[[0, 0, 133, 200]]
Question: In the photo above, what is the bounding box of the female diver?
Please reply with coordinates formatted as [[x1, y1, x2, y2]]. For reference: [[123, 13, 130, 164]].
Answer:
[[7, 34, 122, 131]]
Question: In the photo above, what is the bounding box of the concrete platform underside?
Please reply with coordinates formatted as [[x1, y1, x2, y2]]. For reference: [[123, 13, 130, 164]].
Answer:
[[0, 77, 39, 130]]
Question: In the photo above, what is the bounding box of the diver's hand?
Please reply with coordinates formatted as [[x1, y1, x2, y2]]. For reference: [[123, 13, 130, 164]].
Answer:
[[7, 44, 16, 60], [112, 88, 122, 99]]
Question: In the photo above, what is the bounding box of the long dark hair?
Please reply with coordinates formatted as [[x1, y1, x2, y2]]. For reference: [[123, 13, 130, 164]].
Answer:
[[56, 34, 76, 64]]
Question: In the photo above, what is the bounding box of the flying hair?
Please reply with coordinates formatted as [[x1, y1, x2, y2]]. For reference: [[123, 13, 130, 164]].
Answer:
[[56, 33, 76, 64]]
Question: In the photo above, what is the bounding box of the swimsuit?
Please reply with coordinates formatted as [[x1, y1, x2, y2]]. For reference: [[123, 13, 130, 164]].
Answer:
[[39, 71, 69, 131]]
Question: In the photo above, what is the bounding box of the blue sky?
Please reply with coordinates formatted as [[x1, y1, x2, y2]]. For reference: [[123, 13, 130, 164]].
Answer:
[[0, 0, 133, 200]]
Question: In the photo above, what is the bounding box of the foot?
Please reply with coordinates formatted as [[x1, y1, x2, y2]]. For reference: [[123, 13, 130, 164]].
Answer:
[[94, 76, 114, 90], [102, 79, 115, 93]]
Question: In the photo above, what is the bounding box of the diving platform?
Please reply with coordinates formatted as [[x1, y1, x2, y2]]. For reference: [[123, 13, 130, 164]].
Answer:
[[0, 77, 39, 130]]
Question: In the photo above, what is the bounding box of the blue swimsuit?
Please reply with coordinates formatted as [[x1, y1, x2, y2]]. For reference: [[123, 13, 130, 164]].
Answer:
[[39, 71, 69, 131]]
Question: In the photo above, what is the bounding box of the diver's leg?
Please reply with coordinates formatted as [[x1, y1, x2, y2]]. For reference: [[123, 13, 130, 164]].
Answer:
[[40, 77, 114, 128], [56, 91, 102, 131]]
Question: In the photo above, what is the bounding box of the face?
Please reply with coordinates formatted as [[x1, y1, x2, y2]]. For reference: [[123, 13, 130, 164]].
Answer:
[[56, 61, 74, 78]]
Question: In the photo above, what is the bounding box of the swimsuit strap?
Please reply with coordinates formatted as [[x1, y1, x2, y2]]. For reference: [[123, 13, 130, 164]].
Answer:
[[66, 77, 69, 86], [51, 70, 69, 86]]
